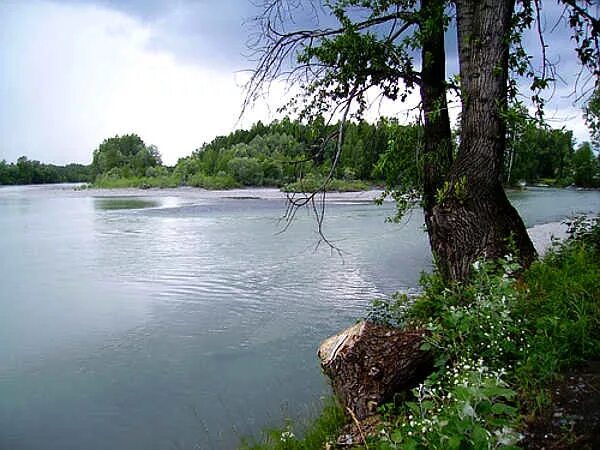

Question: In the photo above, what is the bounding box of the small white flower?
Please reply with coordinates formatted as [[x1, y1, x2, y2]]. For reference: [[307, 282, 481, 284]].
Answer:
[[280, 431, 295, 441]]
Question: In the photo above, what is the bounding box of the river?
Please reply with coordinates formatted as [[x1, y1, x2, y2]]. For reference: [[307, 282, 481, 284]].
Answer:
[[0, 184, 598, 449]]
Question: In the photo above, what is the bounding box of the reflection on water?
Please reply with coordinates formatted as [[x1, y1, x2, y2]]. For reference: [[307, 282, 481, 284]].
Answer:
[[0, 185, 598, 450], [94, 197, 160, 210]]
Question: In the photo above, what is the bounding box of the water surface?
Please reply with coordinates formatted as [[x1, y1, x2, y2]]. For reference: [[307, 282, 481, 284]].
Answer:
[[0, 185, 598, 449]]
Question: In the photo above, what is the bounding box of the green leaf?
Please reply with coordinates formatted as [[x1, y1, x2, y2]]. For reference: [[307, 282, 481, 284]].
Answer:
[[491, 403, 518, 416]]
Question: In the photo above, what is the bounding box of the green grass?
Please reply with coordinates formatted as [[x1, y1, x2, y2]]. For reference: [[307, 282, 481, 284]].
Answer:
[[92, 174, 180, 189], [282, 176, 370, 193], [92, 171, 377, 192], [91, 173, 240, 190], [186, 173, 240, 189], [513, 236, 600, 409], [239, 398, 346, 450]]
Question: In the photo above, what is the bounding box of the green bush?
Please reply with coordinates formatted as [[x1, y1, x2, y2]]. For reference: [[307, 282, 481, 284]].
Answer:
[[186, 173, 239, 189], [228, 157, 264, 186], [365, 216, 600, 448], [282, 175, 369, 192]]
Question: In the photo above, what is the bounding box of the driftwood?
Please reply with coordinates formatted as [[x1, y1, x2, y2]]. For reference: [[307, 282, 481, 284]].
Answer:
[[318, 321, 433, 420]]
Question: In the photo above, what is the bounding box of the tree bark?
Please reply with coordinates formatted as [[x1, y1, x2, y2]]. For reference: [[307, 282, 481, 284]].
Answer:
[[426, 0, 536, 281], [318, 321, 433, 420], [418, 0, 456, 277]]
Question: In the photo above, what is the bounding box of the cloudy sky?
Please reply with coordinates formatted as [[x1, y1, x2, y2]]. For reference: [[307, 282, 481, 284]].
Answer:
[[0, 0, 595, 165]]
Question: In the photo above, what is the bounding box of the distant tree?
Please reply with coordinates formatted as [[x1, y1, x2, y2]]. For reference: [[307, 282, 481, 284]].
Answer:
[[227, 157, 264, 185], [505, 117, 574, 184], [0, 160, 15, 185], [572, 142, 599, 187], [16, 156, 34, 184], [92, 134, 161, 177]]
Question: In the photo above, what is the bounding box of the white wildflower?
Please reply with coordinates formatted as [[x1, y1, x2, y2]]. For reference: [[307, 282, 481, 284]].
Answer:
[[280, 431, 295, 442]]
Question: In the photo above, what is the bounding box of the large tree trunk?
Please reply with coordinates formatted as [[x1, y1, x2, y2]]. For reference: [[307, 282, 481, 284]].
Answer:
[[418, 0, 455, 276], [426, 0, 536, 281]]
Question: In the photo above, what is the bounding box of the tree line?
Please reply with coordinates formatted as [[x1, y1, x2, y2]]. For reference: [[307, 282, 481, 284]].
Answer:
[[87, 119, 600, 190], [0, 156, 93, 185], [1, 119, 598, 189]]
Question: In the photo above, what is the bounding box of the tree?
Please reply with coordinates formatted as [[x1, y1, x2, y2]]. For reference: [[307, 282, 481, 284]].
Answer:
[[227, 156, 265, 185], [246, 0, 599, 281], [92, 134, 161, 178], [572, 142, 599, 187], [504, 113, 574, 184]]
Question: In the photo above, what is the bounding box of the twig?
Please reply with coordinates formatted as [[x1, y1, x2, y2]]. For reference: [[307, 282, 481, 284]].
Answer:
[[346, 406, 369, 449]]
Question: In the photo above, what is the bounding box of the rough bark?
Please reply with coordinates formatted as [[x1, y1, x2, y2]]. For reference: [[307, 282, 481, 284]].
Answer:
[[425, 0, 536, 281], [420, 0, 454, 211], [418, 0, 456, 279], [318, 321, 433, 420]]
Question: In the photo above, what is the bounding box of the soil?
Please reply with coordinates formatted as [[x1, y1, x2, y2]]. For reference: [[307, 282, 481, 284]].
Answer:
[[522, 361, 600, 449]]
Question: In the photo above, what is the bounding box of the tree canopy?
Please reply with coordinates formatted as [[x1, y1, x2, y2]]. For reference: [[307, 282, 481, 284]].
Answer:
[[92, 134, 162, 178], [0, 157, 92, 185]]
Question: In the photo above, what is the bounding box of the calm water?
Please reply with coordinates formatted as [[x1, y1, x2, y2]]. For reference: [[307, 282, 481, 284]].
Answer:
[[0, 185, 599, 449]]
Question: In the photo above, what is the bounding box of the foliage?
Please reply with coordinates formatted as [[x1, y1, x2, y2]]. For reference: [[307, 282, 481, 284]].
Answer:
[[360, 216, 600, 448], [571, 142, 600, 187], [228, 157, 265, 186], [92, 134, 161, 178], [6, 117, 592, 190], [0, 156, 93, 185], [504, 107, 575, 185], [239, 398, 345, 450], [173, 117, 419, 190], [282, 174, 370, 193], [513, 215, 600, 404], [186, 173, 239, 190], [373, 359, 520, 449], [93, 173, 180, 189]]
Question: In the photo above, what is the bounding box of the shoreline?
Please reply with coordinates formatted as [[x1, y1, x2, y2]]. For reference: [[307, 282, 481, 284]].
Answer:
[[528, 221, 570, 256], [0, 183, 592, 254]]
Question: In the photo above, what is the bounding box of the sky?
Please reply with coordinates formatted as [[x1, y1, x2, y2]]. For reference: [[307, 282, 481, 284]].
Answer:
[[0, 0, 596, 166]]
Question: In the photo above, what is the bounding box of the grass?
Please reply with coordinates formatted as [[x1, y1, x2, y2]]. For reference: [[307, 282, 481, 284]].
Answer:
[[93, 172, 373, 192], [92, 174, 180, 189], [243, 216, 600, 449], [513, 233, 600, 410], [282, 176, 371, 193], [186, 173, 240, 189], [91, 173, 240, 190], [239, 398, 346, 449]]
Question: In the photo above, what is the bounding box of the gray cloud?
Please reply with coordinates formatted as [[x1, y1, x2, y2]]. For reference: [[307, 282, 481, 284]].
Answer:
[[53, 0, 263, 69], [0, 0, 594, 166]]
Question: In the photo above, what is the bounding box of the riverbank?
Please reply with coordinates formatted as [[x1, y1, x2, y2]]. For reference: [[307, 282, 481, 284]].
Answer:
[[243, 215, 600, 449]]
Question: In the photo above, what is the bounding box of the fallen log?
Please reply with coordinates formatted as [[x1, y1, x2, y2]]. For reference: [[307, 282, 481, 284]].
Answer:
[[318, 321, 433, 420]]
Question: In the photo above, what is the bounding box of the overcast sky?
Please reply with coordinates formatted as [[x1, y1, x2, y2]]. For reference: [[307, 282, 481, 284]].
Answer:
[[0, 0, 595, 165]]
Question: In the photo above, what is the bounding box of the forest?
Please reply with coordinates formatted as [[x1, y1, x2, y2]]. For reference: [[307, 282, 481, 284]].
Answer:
[[2, 117, 598, 189], [0, 156, 93, 185]]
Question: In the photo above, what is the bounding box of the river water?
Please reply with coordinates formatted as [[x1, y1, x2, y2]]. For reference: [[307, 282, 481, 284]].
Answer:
[[0, 185, 598, 449]]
